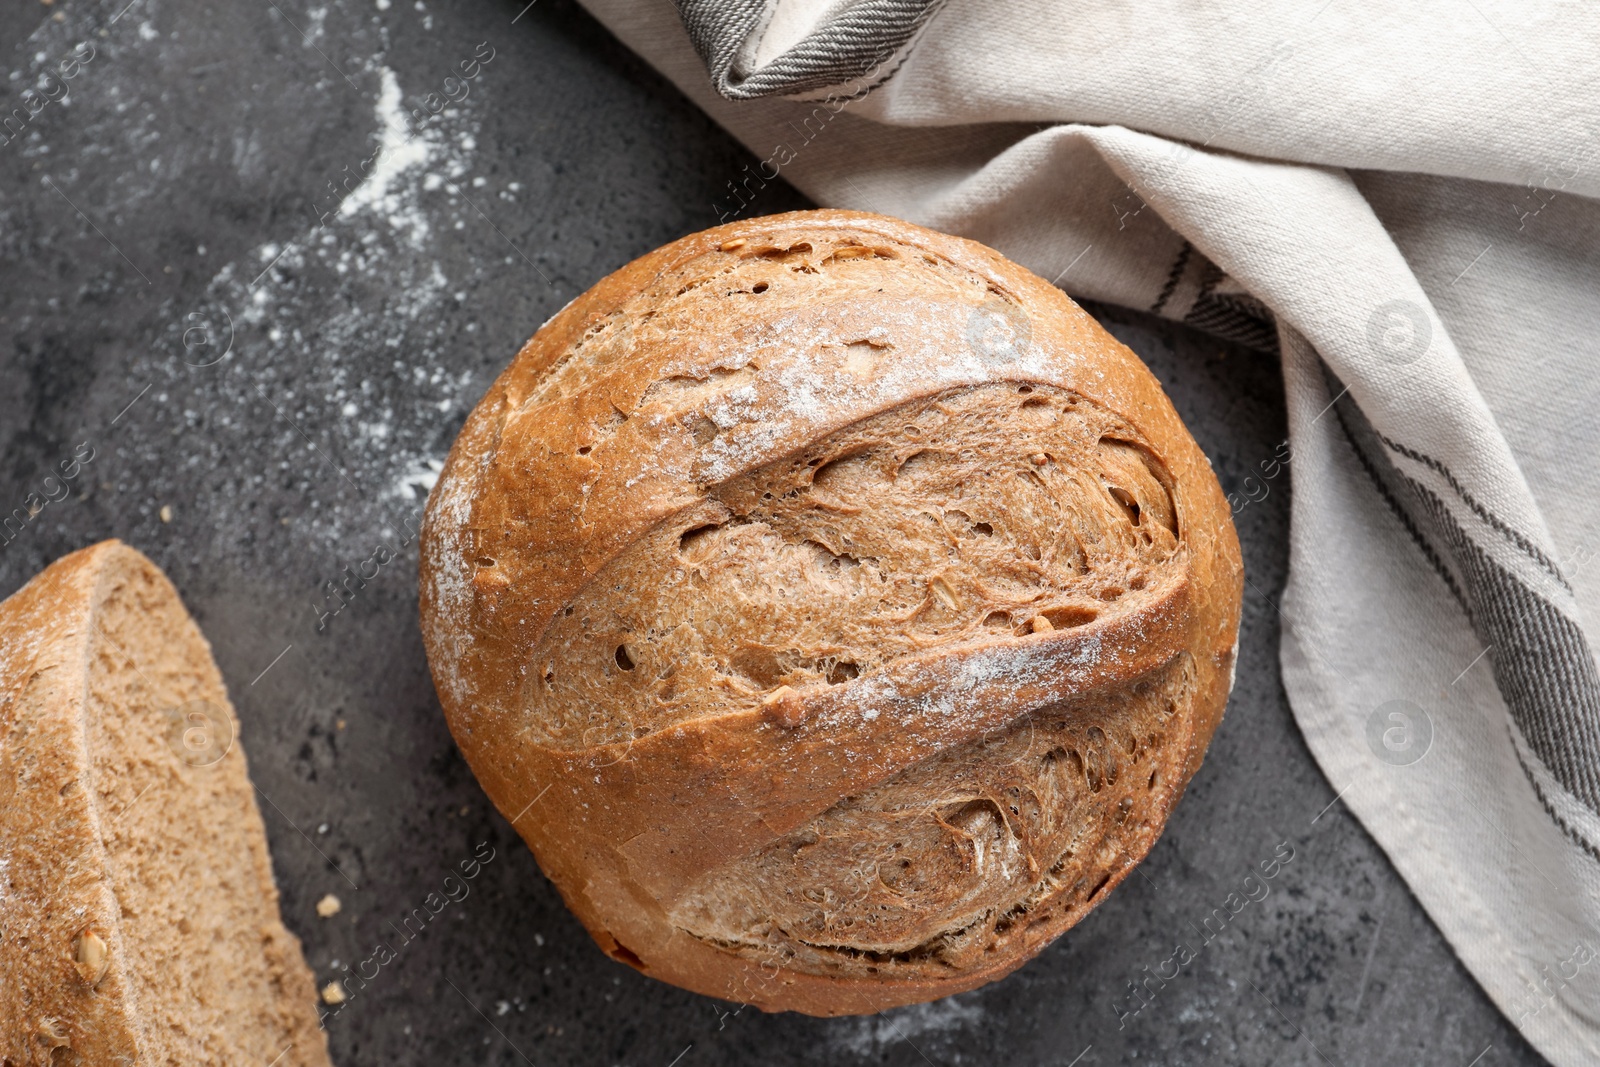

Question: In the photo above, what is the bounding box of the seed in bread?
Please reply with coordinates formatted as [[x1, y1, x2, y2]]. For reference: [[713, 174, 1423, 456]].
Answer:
[[420, 209, 1243, 1016], [72, 929, 110, 987]]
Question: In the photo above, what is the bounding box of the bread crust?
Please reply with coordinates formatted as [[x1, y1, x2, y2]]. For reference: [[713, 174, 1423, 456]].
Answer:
[[0, 541, 330, 1065], [420, 210, 1243, 1015]]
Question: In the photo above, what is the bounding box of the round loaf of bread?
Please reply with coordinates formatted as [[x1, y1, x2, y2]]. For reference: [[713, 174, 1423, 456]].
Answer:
[[419, 209, 1242, 1015]]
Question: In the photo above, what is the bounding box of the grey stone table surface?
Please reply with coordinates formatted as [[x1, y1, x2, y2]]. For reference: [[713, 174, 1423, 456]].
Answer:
[[0, 0, 1546, 1064]]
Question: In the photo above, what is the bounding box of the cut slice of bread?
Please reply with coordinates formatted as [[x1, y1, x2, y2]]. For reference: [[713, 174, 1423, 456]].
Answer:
[[0, 541, 330, 1066]]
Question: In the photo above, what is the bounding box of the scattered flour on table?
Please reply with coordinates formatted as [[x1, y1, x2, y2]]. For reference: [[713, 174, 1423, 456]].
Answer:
[[830, 995, 984, 1058], [391, 455, 444, 502], [338, 68, 438, 249], [158, 60, 485, 555]]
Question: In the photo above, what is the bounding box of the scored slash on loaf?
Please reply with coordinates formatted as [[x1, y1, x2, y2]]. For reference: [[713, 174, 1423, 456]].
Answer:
[[420, 210, 1243, 1015]]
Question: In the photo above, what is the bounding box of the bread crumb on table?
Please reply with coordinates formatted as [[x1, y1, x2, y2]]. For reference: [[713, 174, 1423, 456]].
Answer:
[[315, 893, 342, 918], [321, 980, 347, 1005]]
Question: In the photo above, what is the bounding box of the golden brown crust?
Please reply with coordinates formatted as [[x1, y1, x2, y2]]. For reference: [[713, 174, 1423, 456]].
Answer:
[[421, 210, 1243, 1015], [0, 541, 331, 1065]]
